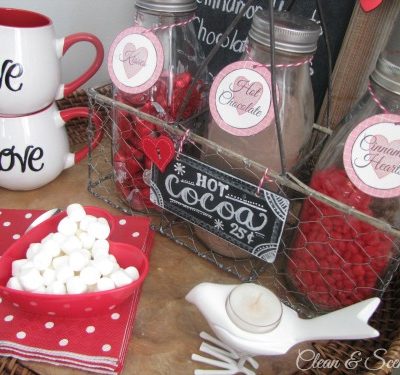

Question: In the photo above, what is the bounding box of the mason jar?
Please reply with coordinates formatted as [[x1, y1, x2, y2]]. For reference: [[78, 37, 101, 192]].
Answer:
[[195, 10, 321, 259], [111, 0, 209, 211], [288, 55, 400, 312]]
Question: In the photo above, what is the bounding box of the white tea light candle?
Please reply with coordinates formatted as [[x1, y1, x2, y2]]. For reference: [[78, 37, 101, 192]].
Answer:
[[226, 283, 282, 333]]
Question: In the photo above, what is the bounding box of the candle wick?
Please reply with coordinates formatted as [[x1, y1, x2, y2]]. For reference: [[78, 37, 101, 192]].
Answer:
[[251, 293, 262, 309]]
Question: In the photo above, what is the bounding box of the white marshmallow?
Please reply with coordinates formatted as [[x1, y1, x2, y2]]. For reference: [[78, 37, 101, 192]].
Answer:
[[33, 285, 46, 293], [52, 255, 69, 270], [12, 259, 28, 277], [110, 270, 133, 287], [80, 248, 91, 261], [41, 233, 55, 243], [69, 251, 89, 272], [42, 268, 56, 286], [80, 266, 101, 286], [79, 215, 97, 232], [19, 268, 44, 291], [32, 251, 53, 271], [20, 260, 35, 272], [26, 243, 41, 259], [96, 277, 115, 291], [7, 276, 23, 290], [61, 235, 82, 254], [47, 280, 66, 294], [41, 239, 61, 258], [92, 239, 109, 259], [66, 276, 88, 294], [66, 203, 86, 222], [87, 219, 110, 240], [109, 255, 120, 272], [92, 258, 114, 276], [56, 265, 74, 283], [124, 266, 140, 281], [77, 231, 95, 250], [98, 217, 109, 226], [51, 232, 66, 245], [57, 216, 78, 236]]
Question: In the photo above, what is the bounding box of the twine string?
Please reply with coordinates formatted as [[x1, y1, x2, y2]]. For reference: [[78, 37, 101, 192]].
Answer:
[[177, 129, 191, 158], [245, 44, 313, 69], [256, 168, 273, 196], [368, 83, 389, 114], [134, 15, 197, 34]]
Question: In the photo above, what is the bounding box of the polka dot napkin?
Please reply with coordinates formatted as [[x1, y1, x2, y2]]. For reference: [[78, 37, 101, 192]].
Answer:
[[0, 208, 154, 374]]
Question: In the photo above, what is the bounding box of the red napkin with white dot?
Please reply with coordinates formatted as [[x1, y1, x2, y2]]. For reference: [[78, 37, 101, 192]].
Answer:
[[0, 208, 154, 374]]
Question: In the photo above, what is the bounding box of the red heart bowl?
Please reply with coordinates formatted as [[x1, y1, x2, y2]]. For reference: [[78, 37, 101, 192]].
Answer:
[[0, 207, 149, 317]]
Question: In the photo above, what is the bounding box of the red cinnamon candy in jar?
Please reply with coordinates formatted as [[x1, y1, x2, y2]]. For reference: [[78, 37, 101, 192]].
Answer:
[[287, 55, 400, 312], [108, 0, 209, 212]]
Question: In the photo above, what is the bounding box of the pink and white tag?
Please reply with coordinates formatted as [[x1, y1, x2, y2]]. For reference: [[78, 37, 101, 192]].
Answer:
[[209, 61, 275, 137], [343, 114, 400, 198], [108, 26, 164, 94]]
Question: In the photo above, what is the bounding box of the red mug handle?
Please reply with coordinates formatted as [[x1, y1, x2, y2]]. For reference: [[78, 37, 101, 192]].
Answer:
[[60, 107, 103, 165], [60, 33, 104, 97]]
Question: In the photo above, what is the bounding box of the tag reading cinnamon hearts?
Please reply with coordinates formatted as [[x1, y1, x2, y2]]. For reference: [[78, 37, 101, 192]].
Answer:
[[360, 0, 383, 12], [141, 135, 175, 172]]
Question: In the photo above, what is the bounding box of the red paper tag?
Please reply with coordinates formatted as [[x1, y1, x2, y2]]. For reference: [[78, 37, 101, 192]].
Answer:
[[360, 0, 383, 12], [141, 135, 175, 172]]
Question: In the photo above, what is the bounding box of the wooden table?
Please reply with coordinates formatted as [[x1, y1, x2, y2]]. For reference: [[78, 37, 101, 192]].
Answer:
[[0, 161, 304, 375]]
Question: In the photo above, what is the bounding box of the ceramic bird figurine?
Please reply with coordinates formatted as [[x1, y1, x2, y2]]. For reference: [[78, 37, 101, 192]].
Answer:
[[186, 282, 380, 375]]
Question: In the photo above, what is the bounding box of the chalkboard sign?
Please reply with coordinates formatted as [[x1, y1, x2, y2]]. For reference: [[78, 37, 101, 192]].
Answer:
[[195, 0, 356, 113], [150, 154, 290, 262]]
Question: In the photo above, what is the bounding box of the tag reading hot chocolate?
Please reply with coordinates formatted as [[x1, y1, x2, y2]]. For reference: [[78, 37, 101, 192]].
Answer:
[[150, 154, 289, 262]]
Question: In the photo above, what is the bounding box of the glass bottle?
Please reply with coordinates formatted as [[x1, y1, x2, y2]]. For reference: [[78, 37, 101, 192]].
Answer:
[[195, 10, 321, 259], [205, 10, 321, 175], [288, 55, 400, 312], [112, 0, 209, 211]]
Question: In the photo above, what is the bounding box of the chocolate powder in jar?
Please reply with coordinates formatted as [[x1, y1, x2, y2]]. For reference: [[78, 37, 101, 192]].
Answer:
[[191, 10, 320, 259], [194, 94, 313, 259]]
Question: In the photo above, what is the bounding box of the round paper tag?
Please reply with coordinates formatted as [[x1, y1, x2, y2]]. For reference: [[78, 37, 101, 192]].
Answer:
[[343, 114, 400, 198], [108, 26, 164, 94], [209, 61, 275, 137]]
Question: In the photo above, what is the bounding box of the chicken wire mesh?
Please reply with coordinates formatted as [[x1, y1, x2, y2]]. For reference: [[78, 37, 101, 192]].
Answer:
[[87, 84, 400, 318]]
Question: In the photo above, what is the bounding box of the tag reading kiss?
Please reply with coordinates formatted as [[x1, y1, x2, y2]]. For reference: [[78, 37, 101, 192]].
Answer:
[[149, 154, 289, 263], [108, 26, 164, 94]]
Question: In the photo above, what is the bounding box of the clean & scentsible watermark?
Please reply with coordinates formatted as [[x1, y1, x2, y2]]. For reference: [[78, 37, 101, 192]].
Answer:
[[296, 348, 400, 371]]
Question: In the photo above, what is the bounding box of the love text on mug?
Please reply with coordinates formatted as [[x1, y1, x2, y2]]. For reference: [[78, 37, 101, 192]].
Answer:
[[0, 59, 23, 92], [0, 145, 44, 172]]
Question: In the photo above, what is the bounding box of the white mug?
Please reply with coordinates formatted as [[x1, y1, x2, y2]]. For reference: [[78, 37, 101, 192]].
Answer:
[[0, 103, 103, 190], [0, 7, 104, 115]]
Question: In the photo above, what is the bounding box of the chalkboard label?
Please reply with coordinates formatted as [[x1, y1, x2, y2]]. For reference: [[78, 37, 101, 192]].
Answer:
[[150, 154, 289, 262]]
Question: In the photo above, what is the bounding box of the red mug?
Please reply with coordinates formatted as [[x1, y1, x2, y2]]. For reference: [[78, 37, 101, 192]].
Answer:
[[0, 103, 103, 190], [0, 7, 104, 115]]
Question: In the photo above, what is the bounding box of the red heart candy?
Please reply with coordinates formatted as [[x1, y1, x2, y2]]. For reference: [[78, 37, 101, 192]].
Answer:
[[141, 135, 175, 172], [360, 0, 383, 12]]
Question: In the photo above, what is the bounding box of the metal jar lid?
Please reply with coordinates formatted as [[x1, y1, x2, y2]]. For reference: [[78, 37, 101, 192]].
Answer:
[[136, 0, 197, 13], [371, 55, 400, 95], [249, 10, 321, 54]]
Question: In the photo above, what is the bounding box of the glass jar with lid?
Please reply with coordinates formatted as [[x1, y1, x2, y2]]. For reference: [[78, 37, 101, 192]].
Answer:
[[195, 10, 321, 259], [288, 55, 400, 312], [205, 9, 321, 175], [109, 0, 209, 211]]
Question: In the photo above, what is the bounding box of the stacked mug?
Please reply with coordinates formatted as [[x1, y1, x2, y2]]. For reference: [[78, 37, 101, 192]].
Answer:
[[0, 8, 104, 190]]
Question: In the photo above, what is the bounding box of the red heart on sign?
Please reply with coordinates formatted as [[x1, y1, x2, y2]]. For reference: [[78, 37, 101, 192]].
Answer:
[[360, 0, 383, 12], [141, 135, 175, 172]]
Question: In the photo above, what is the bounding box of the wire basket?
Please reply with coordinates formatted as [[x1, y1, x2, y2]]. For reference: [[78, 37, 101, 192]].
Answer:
[[87, 83, 400, 319]]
